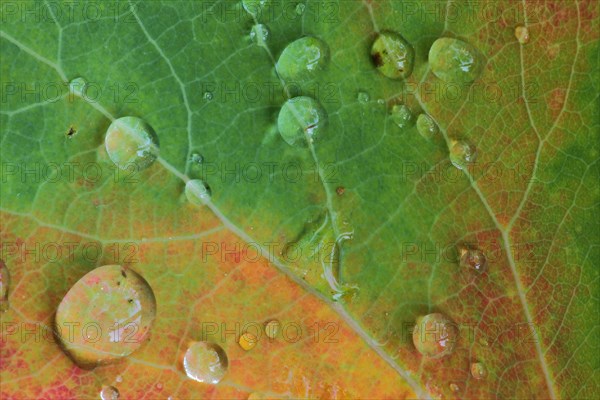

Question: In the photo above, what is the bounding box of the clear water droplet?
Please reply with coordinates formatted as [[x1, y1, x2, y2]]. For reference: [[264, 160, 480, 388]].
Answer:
[[105, 116, 159, 170], [203, 91, 213, 101], [238, 332, 258, 351], [264, 320, 280, 339], [55, 265, 156, 368], [370, 31, 415, 80], [276, 36, 329, 81], [429, 37, 483, 83], [515, 26, 530, 44], [250, 24, 270, 47], [183, 341, 228, 384], [0, 260, 10, 312], [277, 96, 327, 147], [100, 385, 119, 400], [449, 139, 477, 170], [416, 114, 439, 139], [295, 3, 306, 15], [391, 104, 413, 129], [479, 337, 489, 347], [458, 246, 487, 272], [412, 313, 457, 359], [241, 0, 267, 16], [357, 91, 370, 103], [185, 179, 211, 205], [189, 152, 204, 165], [470, 362, 487, 380], [69, 77, 88, 97], [449, 383, 460, 393], [115, 375, 123, 383]]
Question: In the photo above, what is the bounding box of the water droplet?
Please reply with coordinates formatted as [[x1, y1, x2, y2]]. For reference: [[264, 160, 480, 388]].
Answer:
[[412, 313, 457, 359], [429, 37, 483, 83], [391, 104, 413, 129], [250, 24, 270, 47], [185, 179, 211, 205], [69, 77, 88, 97], [377, 98, 385, 105], [277, 96, 327, 147], [458, 246, 487, 272], [336, 186, 345, 196], [276, 36, 329, 81], [449, 383, 460, 393], [370, 31, 415, 80], [295, 3, 306, 15], [115, 375, 123, 383], [241, 0, 267, 16], [470, 362, 487, 380], [189, 152, 204, 165], [515, 26, 530, 44], [100, 385, 119, 400], [238, 332, 258, 351], [0, 260, 10, 312], [203, 91, 213, 101], [264, 320, 280, 339], [183, 341, 228, 384], [55, 265, 156, 368], [357, 91, 370, 103], [449, 139, 477, 170], [478, 337, 489, 347], [416, 114, 439, 139], [105, 116, 159, 171]]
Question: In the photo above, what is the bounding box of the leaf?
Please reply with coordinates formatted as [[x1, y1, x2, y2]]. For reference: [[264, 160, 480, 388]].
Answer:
[[1, 0, 599, 399]]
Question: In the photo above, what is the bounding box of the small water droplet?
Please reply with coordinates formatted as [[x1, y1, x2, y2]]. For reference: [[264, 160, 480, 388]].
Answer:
[[55, 265, 156, 368], [370, 31, 415, 80], [115, 375, 123, 383], [0, 260, 10, 312], [336, 186, 345, 196], [189, 152, 204, 165], [412, 313, 457, 359], [458, 246, 487, 272], [100, 385, 119, 400], [295, 2, 306, 15], [250, 24, 270, 47], [479, 337, 489, 347], [183, 341, 228, 384], [449, 139, 477, 170], [357, 91, 370, 103], [449, 383, 460, 393], [185, 179, 211, 205], [69, 77, 88, 97], [515, 26, 530, 44], [203, 91, 213, 101], [470, 362, 487, 380], [277, 96, 327, 147], [416, 114, 439, 139], [264, 320, 280, 339], [241, 0, 267, 16], [105, 116, 159, 170], [429, 37, 483, 83], [391, 104, 413, 129], [238, 332, 258, 351], [276, 36, 329, 81]]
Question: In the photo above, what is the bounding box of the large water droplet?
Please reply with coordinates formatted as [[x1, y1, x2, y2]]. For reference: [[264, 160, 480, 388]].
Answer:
[[429, 38, 483, 83], [276, 36, 329, 81], [0, 259, 10, 312], [470, 361, 487, 380], [515, 26, 530, 44], [68, 77, 88, 98], [238, 332, 258, 351], [100, 385, 120, 400], [416, 114, 439, 140], [105, 116, 159, 170], [183, 341, 228, 384], [264, 320, 280, 339], [449, 139, 477, 170], [250, 24, 270, 48], [391, 104, 413, 129], [55, 265, 156, 368], [370, 31, 415, 80], [412, 313, 457, 358], [277, 96, 327, 147], [458, 246, 487, 272], [185, 179, 211, 205]]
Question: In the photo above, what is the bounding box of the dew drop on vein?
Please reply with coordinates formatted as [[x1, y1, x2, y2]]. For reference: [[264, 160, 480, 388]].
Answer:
[[105, 116, 159, 170], [250, 24, 270, 47], [416, 113, 439, 140], [276, 36, 329, 82], [183, 341, 228, 384], [68, 76, 88, 97], [449, 139, 477, 170], [264, 319, 280, 339], [100, 385, 119, 400], [185, 179, 212, 205], [370, 30, 415, 80], [515, 26, 530, 44], [391, 104, 413, 129], [0, 259, 10, 312], [412, 313, 457, 358], [241, 0, 267, 16], [295, 3, 306, 15], [429, 37, 483, 83], [277, 96, 327, 147]]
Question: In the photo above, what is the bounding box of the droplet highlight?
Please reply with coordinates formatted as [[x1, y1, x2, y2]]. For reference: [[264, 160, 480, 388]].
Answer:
[[264, 320, 280, 339], [449, 139, 477, 170], [458, 246, 487, 273], [0, 259, 10, 312], [391, 104, 413, 129], [412, 313, 457, 359], [429, 37, 483, 83], [370, 31, 415, 80], [515, 26, 530, 44], [470, 362, 487, 380], [185, 179, 211, 205], [100, 385, 120, 400], [55, 265, 156, 368], [277, 96, 327, 147], [416, 114, 439, 140], [183, 341, 228, 384], [250, 24, 270, 48], [276, 36, 329, 81], [105, 116, 159, 170]]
